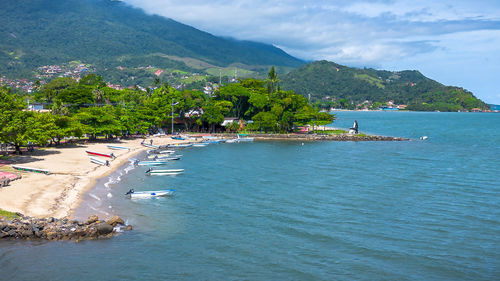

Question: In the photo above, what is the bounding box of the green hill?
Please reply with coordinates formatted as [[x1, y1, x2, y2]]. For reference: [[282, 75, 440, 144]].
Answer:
[[281, 61, 489, 111], [0, 0, 303, 78]]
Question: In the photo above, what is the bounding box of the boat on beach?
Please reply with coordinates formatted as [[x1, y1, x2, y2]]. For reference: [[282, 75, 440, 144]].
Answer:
[[89, 156, 109, 166], [107, 145, 130, 150], [171, 136, 185, 140], [125, 189, 175, 198], [86, 150, 116, 158], [141, 143, 159, 149], [12, 165, 50, 175]]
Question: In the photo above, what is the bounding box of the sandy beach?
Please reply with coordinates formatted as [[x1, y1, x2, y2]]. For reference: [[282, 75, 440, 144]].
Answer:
[[0, 136, 188, 219]]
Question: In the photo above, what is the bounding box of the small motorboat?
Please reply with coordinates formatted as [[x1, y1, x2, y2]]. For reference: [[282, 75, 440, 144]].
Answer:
[[107, 145, 130, 150], [158, 150, 176, 154], [147, 154, 182, 160], [135, 160, 168, 166], [167, 143, 192, 148], [125, 189, 175, 198], [171, 136, 185, 140], [90, 156, 110, 166], [141, 143, 159, 149], [86, 150, 116, 158], [145, 168, 184, 176], [192, 143, 209, 147], [12, 165, 51, 175]]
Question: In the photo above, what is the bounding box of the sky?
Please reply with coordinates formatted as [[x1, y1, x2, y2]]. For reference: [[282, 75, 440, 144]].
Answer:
[[123, 0, 500, 104]]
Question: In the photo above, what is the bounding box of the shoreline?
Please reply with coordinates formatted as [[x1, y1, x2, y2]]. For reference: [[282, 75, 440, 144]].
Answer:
[[0, 131, 405, 221], [0, 136, 190, 220]]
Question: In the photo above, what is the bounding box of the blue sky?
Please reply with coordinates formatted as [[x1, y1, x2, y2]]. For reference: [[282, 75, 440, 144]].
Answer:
[[124, 0, 500, 104]]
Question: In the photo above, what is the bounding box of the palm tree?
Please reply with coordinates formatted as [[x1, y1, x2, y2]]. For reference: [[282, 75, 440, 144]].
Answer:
[[267, 66, 279, 94]]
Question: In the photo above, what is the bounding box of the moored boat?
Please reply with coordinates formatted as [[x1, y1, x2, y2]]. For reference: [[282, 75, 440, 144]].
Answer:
[[12, 165, 50, 175], [168, 143, 192, 148], [125, 189, 175, 198], [135, 160, 168, 166], [147, 154, 182, 160], [145, 168, 184, 176], [192, 143, 209, 147], [86, 150, 116, 158], [158, 150, 176, 154]]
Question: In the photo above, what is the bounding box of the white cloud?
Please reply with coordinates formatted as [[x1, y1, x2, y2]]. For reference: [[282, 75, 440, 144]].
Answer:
[[122, 0, 500, 103]]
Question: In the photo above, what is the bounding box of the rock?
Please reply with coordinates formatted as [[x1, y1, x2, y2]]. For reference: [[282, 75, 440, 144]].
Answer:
[[7, 230, 16, 237], [96, 223, 113, 235], [125, 225, 133, 231], [106, 216, 124, 227], [48, 217, 55, 223], [0, 223, 7, 231], [22, 230, 33, 238], [86, 215, 99, 225]]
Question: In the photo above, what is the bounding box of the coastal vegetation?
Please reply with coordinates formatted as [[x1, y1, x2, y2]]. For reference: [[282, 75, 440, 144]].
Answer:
[[0, 209, 19, 220], [281, 61, 489, 111], [0, 70, 334, 153]]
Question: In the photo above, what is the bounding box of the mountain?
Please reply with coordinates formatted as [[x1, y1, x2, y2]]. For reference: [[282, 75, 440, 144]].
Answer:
[[0, 0, 303, 78], [281, 61, 489, 111]]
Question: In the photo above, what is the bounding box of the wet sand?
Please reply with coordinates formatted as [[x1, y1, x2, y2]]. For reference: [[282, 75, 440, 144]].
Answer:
[[0, 136, 188, 219]]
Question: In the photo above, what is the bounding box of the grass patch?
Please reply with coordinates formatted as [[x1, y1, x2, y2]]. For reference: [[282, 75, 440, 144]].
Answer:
[[354, 73, 385, 89], [314, 129, 347, 135], [0, 209, 19, 219]]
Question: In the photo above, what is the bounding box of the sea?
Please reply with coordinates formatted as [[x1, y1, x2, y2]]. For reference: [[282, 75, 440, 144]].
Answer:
[[1, 111, 499, 281]]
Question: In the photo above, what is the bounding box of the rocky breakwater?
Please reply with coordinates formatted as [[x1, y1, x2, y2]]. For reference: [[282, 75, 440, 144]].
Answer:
[[235, 133, 408, 141], [0, 214, 132, 241]]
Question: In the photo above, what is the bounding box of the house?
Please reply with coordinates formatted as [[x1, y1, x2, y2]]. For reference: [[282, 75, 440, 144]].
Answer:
[[221, 117, 239, 126]]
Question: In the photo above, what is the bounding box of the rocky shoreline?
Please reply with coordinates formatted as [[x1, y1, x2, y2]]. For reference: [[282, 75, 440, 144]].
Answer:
[[214, 133, 408, 141], [0, 214, 131, 242]]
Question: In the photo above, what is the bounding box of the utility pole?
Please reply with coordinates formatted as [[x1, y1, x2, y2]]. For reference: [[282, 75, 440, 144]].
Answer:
[[171, 101, 179, 134]]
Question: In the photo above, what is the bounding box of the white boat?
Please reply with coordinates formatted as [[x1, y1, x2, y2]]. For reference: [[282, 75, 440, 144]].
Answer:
[[158, 150, 176, 154], [107, 145, 130, 150], [226, 135, 254, 143], [135, 160, 168, 166], [146, 168, 184, 176], [89, 157, 109, 166], [168, 143, 193, 148], [125, 189, 175, 198], [141, 143, 160, 149], [237, 134, 254, 142], [192, 143, 209, 147], [147, 154, 182, 160], [12, 165, 51, 175]]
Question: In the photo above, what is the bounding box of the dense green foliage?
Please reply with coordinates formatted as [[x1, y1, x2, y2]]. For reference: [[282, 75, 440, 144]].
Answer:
[[0, 73, 333, 152], [0, 0, 303, 79], [281, 61, 489, 111]]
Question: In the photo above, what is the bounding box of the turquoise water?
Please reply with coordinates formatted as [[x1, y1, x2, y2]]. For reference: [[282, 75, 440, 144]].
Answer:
[[1, 111, 500, 280]]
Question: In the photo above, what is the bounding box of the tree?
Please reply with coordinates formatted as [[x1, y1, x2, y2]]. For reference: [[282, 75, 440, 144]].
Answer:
[[267, 66, 279, 94], [251, 112, 278, 133], [76, 106, 122, 139]]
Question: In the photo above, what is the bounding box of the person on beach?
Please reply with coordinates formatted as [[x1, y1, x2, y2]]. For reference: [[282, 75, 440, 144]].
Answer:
[[150, 139, 153, 145]]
